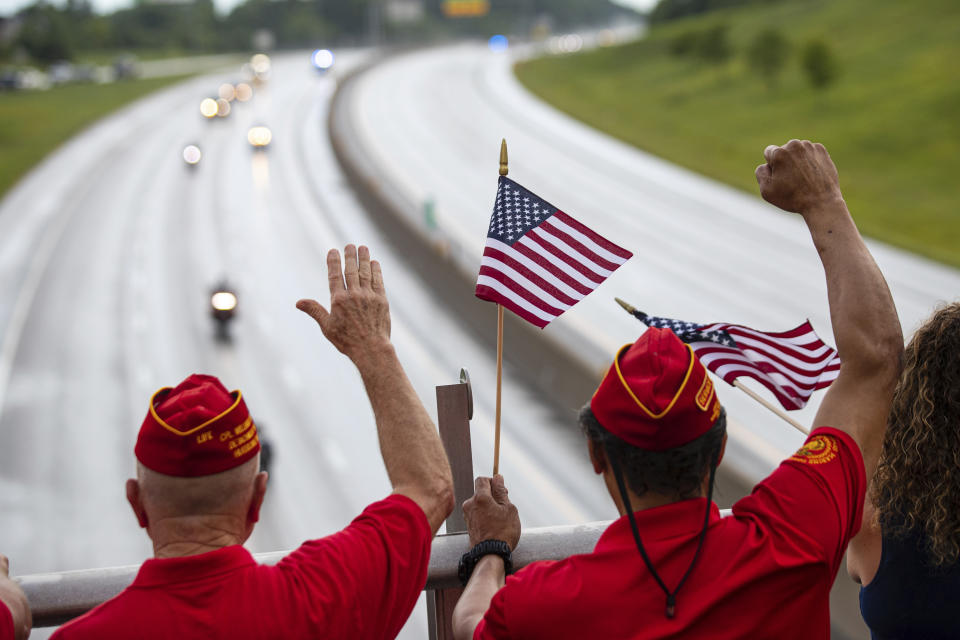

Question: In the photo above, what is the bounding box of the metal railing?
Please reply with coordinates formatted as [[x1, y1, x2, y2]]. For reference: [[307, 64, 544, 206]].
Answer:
[[14, 370, 609, 635], [18, 520, 610, 629]]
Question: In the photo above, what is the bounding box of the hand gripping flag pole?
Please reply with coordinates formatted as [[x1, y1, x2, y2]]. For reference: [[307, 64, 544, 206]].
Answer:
[[615, 298, 817, 436], [493, 139, 508, 476], [475, 139, 634, 475]]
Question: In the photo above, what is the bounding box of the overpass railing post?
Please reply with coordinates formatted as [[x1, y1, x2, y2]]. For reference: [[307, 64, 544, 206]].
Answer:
[[427, 369, 475, 640]]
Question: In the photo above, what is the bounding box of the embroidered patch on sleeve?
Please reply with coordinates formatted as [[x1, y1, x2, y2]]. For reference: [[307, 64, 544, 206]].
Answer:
[[790, 435, 839, 465]]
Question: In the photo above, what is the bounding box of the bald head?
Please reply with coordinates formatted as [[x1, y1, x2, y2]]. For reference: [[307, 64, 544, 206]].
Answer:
[[135, 455, 262, 519]]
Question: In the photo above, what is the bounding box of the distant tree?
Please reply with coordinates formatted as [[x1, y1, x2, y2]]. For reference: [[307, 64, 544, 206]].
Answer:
[[696, 24, 731, 63], [669, 29, 699, 56], [748, 27, 789, 87], [15, 4, 73, 62], [650, 0, 765, 23], [801, 38, 838, 89]]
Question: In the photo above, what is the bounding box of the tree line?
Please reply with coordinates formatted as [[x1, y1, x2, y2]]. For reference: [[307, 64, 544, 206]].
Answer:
[[1, 0, 630, 65]]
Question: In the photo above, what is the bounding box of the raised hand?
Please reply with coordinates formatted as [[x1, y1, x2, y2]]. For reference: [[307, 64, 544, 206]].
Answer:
[[297, 244, 391, 365], [755, 139, 843, 215]]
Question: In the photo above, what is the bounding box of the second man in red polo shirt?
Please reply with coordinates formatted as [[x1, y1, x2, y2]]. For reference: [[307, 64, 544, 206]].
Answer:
[[452, 140, 903, 639]]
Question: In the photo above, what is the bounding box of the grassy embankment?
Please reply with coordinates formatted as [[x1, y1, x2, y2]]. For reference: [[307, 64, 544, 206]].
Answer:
[[516, 0, 960, 266], [0, 74, 192, 199]]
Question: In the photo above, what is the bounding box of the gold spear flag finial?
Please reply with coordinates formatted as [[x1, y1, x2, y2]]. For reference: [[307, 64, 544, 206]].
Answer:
[[615, 297, 637, 314], [499, 138, 509, 177]]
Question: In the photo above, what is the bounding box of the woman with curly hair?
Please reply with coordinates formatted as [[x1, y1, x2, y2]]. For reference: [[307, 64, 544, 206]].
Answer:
[[848, 302, 960, 639]]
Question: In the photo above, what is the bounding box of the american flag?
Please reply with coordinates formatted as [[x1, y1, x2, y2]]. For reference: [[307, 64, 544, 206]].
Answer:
[[635, 311, 841, 410], [475, 176, 632, 328]]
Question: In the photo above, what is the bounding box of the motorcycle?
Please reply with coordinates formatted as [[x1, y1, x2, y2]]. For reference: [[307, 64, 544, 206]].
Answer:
[[210, 283, 238, 342]]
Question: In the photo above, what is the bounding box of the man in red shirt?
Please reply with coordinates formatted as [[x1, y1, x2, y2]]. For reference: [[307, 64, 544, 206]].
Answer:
[[53, 245, 454, 640], [0, 554, 30, 640], [452, 141, 904, 639]]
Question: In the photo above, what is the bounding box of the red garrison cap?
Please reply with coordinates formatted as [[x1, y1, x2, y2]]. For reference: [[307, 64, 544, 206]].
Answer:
[[591, 328, 722, 451], [135, 374, 260, 477]]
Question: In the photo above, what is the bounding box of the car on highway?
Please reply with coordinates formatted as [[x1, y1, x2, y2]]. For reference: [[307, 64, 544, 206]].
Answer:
[[311, 49, 334, 73], [182, 144, 202, 168], [247, 125, 272, 150]]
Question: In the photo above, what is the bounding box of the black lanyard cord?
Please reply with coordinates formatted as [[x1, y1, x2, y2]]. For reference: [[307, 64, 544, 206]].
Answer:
[[605, 443, 721, 619]]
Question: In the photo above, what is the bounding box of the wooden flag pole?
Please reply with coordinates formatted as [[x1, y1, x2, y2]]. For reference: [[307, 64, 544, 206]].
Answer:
[[733, 380, 809, 435], [493, 139, 508, 476], [494, 305, 504, 475]]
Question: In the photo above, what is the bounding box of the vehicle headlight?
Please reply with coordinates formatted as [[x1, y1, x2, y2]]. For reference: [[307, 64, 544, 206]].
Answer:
[[247, 126, 272, 147], [182, 144, 202, 165], [312, 49, 334, 70], [211, 291, 238, 311], [200, 98, 218, 118]]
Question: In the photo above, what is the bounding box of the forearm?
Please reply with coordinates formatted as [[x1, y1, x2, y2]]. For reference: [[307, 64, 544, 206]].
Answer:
[[804, 197, 902, 370], [452, 556, 505, 640], [0, 583, 31, 640], [354, 343, 454, 533], [804, 197, 903, 471]]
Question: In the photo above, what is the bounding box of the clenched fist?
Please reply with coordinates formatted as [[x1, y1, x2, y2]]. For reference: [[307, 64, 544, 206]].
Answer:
[[755, 139, 843, 215]]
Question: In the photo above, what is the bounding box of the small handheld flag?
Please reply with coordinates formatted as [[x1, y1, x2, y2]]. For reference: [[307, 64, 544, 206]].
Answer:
[[475, 177, 633, 328], [478, 140, 632, 475], [615, 299, 837, 435]]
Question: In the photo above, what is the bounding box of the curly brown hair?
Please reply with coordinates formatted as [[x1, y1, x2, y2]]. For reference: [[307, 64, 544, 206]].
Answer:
[[873, 302, 960, 566]]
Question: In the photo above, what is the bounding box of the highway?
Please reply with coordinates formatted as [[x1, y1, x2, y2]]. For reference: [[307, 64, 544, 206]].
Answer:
[[1, 41, 957, 639], [0, 50, 612, 638]]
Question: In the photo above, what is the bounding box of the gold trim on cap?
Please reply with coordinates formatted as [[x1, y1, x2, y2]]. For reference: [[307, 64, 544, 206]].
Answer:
[[614, 342, 696, 419], [149, 388, 245, 436]]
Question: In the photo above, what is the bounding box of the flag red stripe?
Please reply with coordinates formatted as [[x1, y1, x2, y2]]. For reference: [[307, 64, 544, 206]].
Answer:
[[706, 359, 812, 404], [699, 355, 822, 394], [475, 285, 549, 329], [525, 230, 605, 284], [540, 220, 621, 273], [716, 336, 838, 372], [706, 321, 830, 345], [510, 241, 595, 296], [727, 371, 806, 410], [482, 247, 581, 306], [721, 327, 839, 366], [694, 348, 824, 391], [694, 342, 833, 387], [477, 266, 565, 317], [553, 211, 633, 260]]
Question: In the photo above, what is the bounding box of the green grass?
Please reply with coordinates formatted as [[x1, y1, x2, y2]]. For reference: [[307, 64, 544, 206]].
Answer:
[[516, 0, 960, 266], [0, 74, 192, 199]]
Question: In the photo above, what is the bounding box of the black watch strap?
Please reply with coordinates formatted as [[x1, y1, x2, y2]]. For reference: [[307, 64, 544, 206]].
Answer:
[[458, 539, 513, 586]]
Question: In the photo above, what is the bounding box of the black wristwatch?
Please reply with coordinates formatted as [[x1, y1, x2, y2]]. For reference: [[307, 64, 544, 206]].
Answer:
[[458, 539, 513, 586]]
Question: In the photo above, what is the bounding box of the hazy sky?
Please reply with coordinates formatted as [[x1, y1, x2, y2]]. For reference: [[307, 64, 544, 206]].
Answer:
[[1, 0, 654, 21]]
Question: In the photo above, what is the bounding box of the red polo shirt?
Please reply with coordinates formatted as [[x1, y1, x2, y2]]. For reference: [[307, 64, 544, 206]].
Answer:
[[0, 599, 12, 640], [476, 427, 864, 639], [52, 494, 430, 640]]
